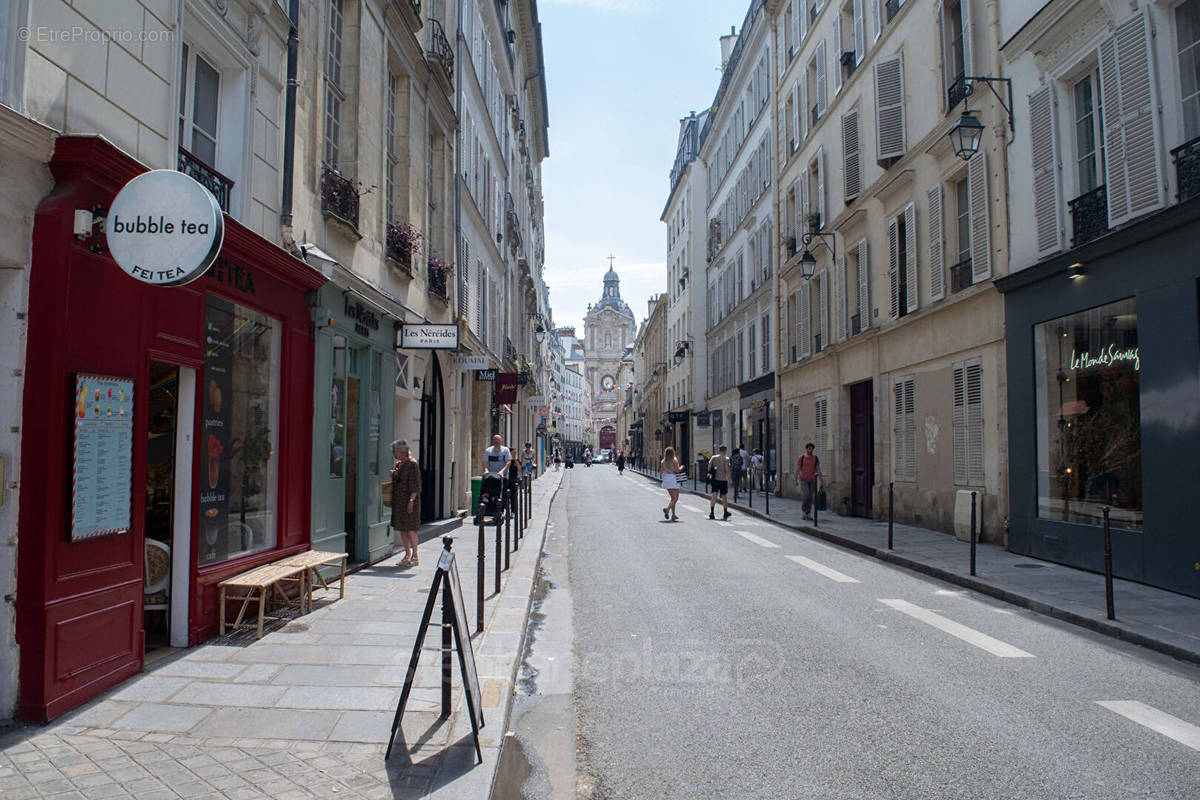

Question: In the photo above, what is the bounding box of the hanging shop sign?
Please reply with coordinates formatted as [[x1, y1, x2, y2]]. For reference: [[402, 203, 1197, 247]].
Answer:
[[475, 369, 497, 382], [453, 355, 489, 370], [668, 411, 690, 424], [400, 323, 460, 350], [105, 169, 224, 286], [493, 372, 519, 404], [526, 395, 545, 405], [696, 411, 711, 427], [71, 374, 134, 541]]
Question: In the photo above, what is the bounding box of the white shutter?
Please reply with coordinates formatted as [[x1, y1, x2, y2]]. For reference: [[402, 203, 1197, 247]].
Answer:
[[797, 0, 805, 44], [816, 39, 828, 117], [818, 269, 829, 349], [843, 108, 861, 201], [928, 184, 945, 301], [787, 291, 797, 361], [875, 54, 906, 161], [792, 178, 804, 238], [791, 82, 801, 151], [893, 379, 906, 481], [816, 146, 826, 225], [833, 16, 843, 94], [888, 216, 900, 319], [873, 0, 881, 42], [1098, 11, 1165, 228], [966, 362, 984, 485], [968, 150, 990, 282], [953, 363, 967, 485], [853, 0, 865, 64], [799, 68, 808, 140], [799, 281, 812, 359], [904, 202, 918, 314], [800, 172, 810, 222], [960, 0, 974, 77], [857, 238, 870, 331], [904, 378, 916, 481], [1029, 84, 1063, 257], [835, 254, 848, 342]]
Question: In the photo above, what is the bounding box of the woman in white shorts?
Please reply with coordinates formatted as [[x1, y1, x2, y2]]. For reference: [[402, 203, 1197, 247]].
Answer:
[[660, 446, 681, 521]]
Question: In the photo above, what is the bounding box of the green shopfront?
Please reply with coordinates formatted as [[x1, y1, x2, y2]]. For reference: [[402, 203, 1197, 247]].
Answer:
[[311, 283, 397, 564]]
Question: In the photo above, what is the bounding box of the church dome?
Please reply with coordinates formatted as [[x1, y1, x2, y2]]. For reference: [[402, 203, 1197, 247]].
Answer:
[[593, 265, 632, 316]]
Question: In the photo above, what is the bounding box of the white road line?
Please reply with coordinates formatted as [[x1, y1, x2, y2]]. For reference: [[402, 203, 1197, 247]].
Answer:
[[787, 555, 859, 583], [1096, 701, 1200, 751], [681, 504, 707, 513], [878, 599, 1034, 658], [736, 530, 780, 548]]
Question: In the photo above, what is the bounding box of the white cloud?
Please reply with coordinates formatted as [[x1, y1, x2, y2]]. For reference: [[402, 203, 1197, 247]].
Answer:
[[541, 0, 654, 13]]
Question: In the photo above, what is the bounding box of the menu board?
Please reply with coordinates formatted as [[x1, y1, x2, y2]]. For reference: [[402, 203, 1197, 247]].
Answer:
[[199, 296, 235, 565], [71, 374, 134, 541]]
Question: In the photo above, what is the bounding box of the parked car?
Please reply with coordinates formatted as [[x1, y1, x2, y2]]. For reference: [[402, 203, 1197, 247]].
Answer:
[[599, 449, 612, 462]]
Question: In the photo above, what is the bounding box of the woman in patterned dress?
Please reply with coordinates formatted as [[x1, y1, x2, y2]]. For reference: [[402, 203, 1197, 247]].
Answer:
[[390, 440, 422, 567]]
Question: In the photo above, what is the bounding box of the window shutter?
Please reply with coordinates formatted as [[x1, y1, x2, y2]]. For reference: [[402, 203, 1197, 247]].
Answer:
[[953, 363, 967, 485], [787, 291, 797, 361], [904, 378, 916, 481], [799, 69, 808, 140], [857, 238, 870, 330], [1098, 11, 1165, 228], [893, 379, 906, 480], [843, 108, 861, 201], [967, 362, 984, 485], [853, 0, 865, 64], [872, 0, 881, 42], [795, 0, 804, 46], [960, 0, 974, 77], [818, 269, 829, 348], [792, 178, 803, 238], [791, 82, 801, 151], [968, 150, 990, 282], [792, 403, 800, 431], [799, 281, 812, 359], [835, 254, 848, 342], [816, 146, 826, 224], [833, 16, 843, 94], [904, 202, 918, 313], [816, 39, 828, 117], [1029, 84, 1063, 258], [815, 396, 829, 459], [928, 184, 945, 301], [875, 54, 906, 162], [888, 216, 900, 319]]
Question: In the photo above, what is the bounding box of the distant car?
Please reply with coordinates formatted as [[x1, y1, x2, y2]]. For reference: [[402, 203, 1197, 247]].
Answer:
[[599, 449, 612, 462], [591, 456, 604, 464]]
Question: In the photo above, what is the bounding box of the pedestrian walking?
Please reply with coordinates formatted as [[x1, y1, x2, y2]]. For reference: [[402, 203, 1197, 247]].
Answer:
[[794, 442, 823, 520], [553, 448, 561, 471], [616, 450, 626, 475], [660, 446, 681, 521], [750, 448, 765, 494], [729, 445, 745, 501], [390, 440, 421, 567], [521, 442, 536, 478], [707, 445, 733, 520]]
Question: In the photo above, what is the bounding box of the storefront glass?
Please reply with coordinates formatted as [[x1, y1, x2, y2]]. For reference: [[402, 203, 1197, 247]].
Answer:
[[200, 295, 281, 565], [330, 335, 347, 477], [1034, 298, 1142, 530]]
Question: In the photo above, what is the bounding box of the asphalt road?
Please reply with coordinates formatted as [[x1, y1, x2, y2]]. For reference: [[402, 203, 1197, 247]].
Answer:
[[561, 465, 1200, 800]]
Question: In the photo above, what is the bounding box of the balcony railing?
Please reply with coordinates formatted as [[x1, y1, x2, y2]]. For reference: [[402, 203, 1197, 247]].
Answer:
[[947, 75, 969, 111], [851, 313, 861, 336], [814, 333, 823, 353], [950, 257, 973, 293], [428, 261, 450, 302], [886, 0, 900, 23], [1068, 185, 1109, 247], [177, 147, 233, 213], [426, 18, 453, 84], [321, 166, 360, 230], [505, 191, 522, 251], [1172, 136, 1200, 202]]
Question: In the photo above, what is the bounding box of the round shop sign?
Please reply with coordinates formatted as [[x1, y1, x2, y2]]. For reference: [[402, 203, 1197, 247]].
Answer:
[[105, 169, 224, 286]]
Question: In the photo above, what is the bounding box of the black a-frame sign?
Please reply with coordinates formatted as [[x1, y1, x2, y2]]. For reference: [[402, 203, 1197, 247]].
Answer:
[[387, 537, 484, 764]]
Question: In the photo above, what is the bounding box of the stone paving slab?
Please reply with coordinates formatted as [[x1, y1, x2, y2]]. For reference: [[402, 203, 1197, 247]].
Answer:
[[0, 470, 565, 798]]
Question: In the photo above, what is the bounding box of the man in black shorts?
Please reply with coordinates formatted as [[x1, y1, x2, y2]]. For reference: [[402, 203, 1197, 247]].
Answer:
[[707, 445, 733, 520]]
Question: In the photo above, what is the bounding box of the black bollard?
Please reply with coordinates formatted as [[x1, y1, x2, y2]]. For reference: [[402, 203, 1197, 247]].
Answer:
[[494, 507, 502, 595], [969, 491, 977, 577], [888, 482, 894, 550], [812, 483, 818, 527], [504, 488, 511, 569], [1103, 507, 1115, 620], [441, 537, 453, 716], [513, 481, 521, 543], [476, 515, 485, 633]]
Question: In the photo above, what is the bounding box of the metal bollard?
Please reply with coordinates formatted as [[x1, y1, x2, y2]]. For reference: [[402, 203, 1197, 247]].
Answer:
[[812, 484, 818, 527], [887, 482, 894, 550], [969, 491, 977, 577], [477, 515, 485, 633], [1103, 507, 1115, 620], [513, 481, 521, 542], [495, 507, 502, 595], [504, 488, 512, 570]]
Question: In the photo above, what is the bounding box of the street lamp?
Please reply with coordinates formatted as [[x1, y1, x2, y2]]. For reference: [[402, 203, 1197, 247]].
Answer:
[[947, 111, 985, 161], [797, 231, 837, 279], [944, 76, 1014, 162], [673, 338, 694, 366], [527, 311, 547, 343]]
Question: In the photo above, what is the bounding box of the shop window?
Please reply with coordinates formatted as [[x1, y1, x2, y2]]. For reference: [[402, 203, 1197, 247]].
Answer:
[[200, 296, 281, 566], [369, 350, 382, 475], [1034, 299, 1141, 530], [330, 335, 347, 477]]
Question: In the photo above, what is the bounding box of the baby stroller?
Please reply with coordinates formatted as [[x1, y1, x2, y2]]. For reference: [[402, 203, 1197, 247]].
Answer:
[[476, 473, 507, 523], [565, 455, 574, 469]]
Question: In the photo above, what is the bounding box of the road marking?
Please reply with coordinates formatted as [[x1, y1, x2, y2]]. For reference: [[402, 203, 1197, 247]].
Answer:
[[736, 530, 780, 548], [681, 504, 707, 513], [878, 599, 1034, 658], [787, 555, 859, 583], [1096, 701, 1200, 751]]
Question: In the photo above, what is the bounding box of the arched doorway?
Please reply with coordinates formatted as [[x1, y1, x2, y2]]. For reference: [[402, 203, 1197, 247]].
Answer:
[[598, 425, 616, 451], [419, 354, 445, 522]]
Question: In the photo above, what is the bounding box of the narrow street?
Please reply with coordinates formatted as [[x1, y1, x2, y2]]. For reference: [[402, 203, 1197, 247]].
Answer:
[[543, 466, 1200, 799]]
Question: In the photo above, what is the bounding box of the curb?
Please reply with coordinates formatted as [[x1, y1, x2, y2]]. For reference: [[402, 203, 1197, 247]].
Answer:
[[628, 469, 1200, 667]]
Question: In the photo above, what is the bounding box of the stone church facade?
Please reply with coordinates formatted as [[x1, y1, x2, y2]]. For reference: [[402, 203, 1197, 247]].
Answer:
[[583, 267, 636, 450]]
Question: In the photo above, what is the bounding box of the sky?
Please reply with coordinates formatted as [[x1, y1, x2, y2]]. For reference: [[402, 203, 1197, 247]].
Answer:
[[537, 0, 749, 333]]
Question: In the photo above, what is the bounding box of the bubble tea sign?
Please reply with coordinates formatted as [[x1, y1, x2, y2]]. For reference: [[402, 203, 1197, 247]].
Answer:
[[105, 169, 225, 286]]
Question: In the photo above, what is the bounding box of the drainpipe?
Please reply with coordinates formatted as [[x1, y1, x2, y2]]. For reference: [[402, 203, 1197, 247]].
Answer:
[[280, 0, 300, 234], [454, 0, 465, 323], [771, 10, 784, 498]]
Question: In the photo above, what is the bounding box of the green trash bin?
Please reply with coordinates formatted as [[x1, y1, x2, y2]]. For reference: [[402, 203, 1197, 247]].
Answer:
[[471, 477, 482, 516]]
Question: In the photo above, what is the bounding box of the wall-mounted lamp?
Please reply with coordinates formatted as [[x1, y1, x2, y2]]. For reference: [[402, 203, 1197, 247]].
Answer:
[[945, 76, 1014, 162], [797, 231, 836, 279], [1067, 262, 1086, 280], [672, 338, 694, 366]]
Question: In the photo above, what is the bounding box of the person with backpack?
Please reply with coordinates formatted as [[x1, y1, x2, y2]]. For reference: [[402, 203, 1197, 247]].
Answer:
[[794, 442, 823, 521], [706, 445, 733, 520], [729, 445, 745, 502]]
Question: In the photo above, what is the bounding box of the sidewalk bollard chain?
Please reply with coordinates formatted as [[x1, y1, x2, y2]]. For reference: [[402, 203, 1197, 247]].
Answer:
[[888, 482, 895, 550], [476, 514, 485, 633], [969, 491, 978, 577], [1103, 506, 1116, 620]]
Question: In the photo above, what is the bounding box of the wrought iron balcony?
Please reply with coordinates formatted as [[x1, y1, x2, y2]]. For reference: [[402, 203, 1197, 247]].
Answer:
[[1068, 185, 1109, 247], [321, 165, 360, 230], [814, 333, 823, 353], [505, 191, 522, 251], [886, 0, 900, 23], [851, 313, 861, 336], [428, 260, 450, 302], [950, 258, 973, 294], [426, 18, 453, 84], [177, 147, 233, 213], [947, 75, 969, 111], [1172, 136, 1200, 202]]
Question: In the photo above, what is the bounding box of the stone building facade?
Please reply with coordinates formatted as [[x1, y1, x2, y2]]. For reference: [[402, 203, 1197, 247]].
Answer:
[[582, 266, 636, 451]]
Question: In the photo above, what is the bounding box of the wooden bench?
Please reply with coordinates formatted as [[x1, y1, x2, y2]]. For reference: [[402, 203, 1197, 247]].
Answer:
[[275, 551, 348, 613], [218, 563, 306, 639]]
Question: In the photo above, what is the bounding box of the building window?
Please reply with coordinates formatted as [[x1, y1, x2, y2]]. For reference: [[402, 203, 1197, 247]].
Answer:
[[748, 323, 757, 376], [952, 359, 983, 486], [324, 0, 345, 168], [386, 73, 398, 222], [1034, 298, 1142, 531], [892, 376, 915, 482], [954, 176, 970, 264], [1073, 72, 1105, 195], [1179, 0, 1200, 140], [178, 44, 220, 167], [330, 335, 347, 478], [761, 312, 770, 371], [943, 1, 965, 96], [201, 296, 281, 566]]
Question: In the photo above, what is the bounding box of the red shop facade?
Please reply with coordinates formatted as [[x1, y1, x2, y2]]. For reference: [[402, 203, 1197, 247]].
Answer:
[[15, 137, 325, 721]]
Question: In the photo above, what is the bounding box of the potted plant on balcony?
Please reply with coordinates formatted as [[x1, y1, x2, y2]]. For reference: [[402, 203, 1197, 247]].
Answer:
[[804, 211, 822, 233], [428, 253, 452, 302], [386, 221, 424, 274], [320, 166, 372, 235]]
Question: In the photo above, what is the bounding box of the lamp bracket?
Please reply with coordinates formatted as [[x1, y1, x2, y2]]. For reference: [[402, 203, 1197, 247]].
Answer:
[[956, 76, 1014, 132], [800, 231, 838, 271]]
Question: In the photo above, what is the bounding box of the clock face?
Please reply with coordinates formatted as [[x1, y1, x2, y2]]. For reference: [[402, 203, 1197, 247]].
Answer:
[[602, 375, 615, 391]]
